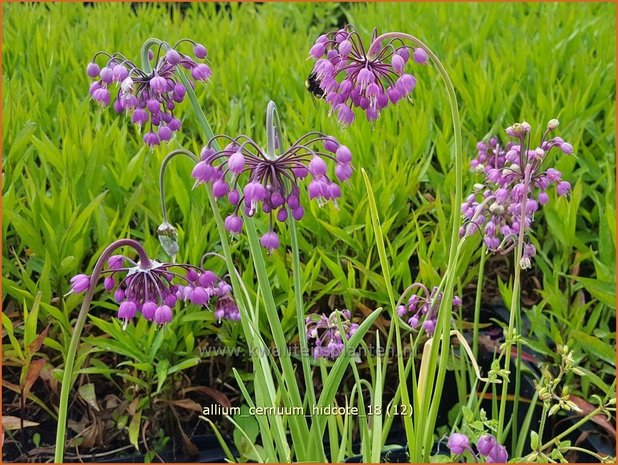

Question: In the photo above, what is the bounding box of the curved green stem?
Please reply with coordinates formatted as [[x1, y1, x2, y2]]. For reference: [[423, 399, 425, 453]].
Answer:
[[265, 100, 283, 160], [159, 149, 199, 224], [141, 38, 168, 74], [473, 245, 487, 361], [54, 239, 151, 463], [531, 404, 605, 458], [182, 83, 307, 460], [371, 32, 463, 461], [289, 221, 316, 408]]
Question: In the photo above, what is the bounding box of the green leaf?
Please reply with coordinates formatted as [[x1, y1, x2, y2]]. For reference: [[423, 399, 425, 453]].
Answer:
[[201, 417, 237, 462], [530, 430, 539, 450], [167, 357, 200, 375], [573, 275, 616, 309], [2, 313, 24, 360], [156, 359, 169, 394], [233, 405, 259, 445], [573, 330, 615, 366], [24, 292, 42, 349], [128, 410, 142, 450], [78, 383, 100, 412]]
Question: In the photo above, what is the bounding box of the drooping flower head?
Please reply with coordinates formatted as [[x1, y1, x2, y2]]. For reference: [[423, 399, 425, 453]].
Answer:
[[192, 101, 352, 252], [308, 25, 427, 124], [397, 284, 462, 335], [70, 248, 238, 327], [447, 432, 471, 455], [86, 39, 212, 147], [461, 119, 573, 268], [305, 309, 359, 360]]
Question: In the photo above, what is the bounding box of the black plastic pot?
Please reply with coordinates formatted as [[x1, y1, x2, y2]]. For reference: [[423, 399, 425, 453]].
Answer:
[[103, 434, 235, 463]]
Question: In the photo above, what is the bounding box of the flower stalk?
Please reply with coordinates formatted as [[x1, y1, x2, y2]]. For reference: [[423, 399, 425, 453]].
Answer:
[[55, 239, 152, 463]]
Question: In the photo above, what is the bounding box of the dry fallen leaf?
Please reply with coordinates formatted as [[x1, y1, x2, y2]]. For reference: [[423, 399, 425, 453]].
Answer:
[[182, 385, 232, 408], [2, 416, 39, 430], [22, 358, 47, 399]]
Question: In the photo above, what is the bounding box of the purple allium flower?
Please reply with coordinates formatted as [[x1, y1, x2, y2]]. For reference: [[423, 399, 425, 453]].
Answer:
[[308, 25, 425, 124], [461, 120, 572, 263], [486, 444, 509, 463], [447, 432, 470, 455], [192, 130, 352, 252], [397, 284, 461, 335], [86, 38, 211, 147], [305, 309, 359, 360], [476, 434, 498, 456], [69, 253, 238, 327], [260, 231, 280, 253], [70, 274, 90, 294]]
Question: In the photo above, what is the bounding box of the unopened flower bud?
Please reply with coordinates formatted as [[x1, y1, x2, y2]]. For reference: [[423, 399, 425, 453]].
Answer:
[[157, 222, 180, 258], [489, 202, 504, 215]]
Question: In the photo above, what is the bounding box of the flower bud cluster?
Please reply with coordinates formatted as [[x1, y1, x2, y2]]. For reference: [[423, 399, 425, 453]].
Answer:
[[447, 432, 508, 463], [461, 120, 573, 266], [305, 309, 359, 359], [396, 284, 462, 334]]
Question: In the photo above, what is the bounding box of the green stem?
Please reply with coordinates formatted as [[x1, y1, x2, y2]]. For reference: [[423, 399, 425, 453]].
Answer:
[[534, 405, 605, 455], [290, 221, 316, 408], [244, 218, 311, 457], [183, 78, 289, 460], [512, 306, 523, 450], [264, 101, 316, 408], [265, 100, 283, 159], [473, 245, 487, 361], [370, 32, 463, 461], [559, 446, 608, 461], [537, 403, 550, 447], [320, 362, 339, 463], [158, 149, 199, 224], [140, 38, 162, 74], [178, 72, 217, 143], [55, 239, 152, 463], [361, 170, 415, 458], [497, 165, 531, 442], [206, 191, 283, 461], [497, 246, 520, 441]]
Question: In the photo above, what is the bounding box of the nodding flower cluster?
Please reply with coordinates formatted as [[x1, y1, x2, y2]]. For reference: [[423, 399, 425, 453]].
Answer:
[[192, 133, 352, 252], [308, 25, 427, 125], [305, 309, 359, 360], [86, 39, 211, 147], [70, 254, 238, 327], [447, 432, 508, 463], [397, 284, 462, 334], [460, 119, 572, 269]]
